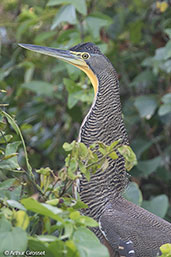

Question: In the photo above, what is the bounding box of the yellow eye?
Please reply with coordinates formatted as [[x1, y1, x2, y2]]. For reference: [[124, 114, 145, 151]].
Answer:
[[82, 52, 90, 59]]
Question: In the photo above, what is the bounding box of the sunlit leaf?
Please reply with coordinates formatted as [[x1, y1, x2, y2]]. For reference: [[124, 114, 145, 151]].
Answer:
[[63, 141, 76, 151], [7, 200, 26, 211], [77, 216, 98, 227], [0, 134, 13, 144], [70, 210, 80, 220], [118, 145, 137, 171], [160, 243, 171, 256], [14, 210, 29, 230], [21, 198, 63, 222]]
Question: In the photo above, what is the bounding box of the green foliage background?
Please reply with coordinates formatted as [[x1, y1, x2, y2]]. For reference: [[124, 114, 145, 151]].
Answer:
[[0, 0, 171, 256]]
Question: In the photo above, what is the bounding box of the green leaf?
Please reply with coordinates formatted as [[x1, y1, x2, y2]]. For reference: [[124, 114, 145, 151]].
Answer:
[[99, 147, 106, 155], [129, 20, 143, 44], [137, 156, 161, 177], [22, 80, 56, 97], [107, 140, 119, 151], [68, 158, 78, 179], [63, 141, 76, 151], [162, 93, 171, 104], [67, 93, 80, 108], [51, 5, 77, 30], [158, 93, 171, 116], [131, 138, 154, 159], [14, 210, 29, 230], [155, 41, 171, 61], [47, 0, 87, 15], [84, 170, 90, 181], [0, 111, 32, 174], [72, 200, 88, 209], [46, 199, 59, 206], [28, 238, 54, 257], [118, 145, 137, 171], [0, 216, 12, 232], [158, 104, 171, 116], [7, 200, 26, 211], [0, 179, 22, 201], [134, 95, 158, 119], [160, 243, 171, 257], [36, 235, 58, 242], [0, 221, 27, 255], [70, 210, 80, 220], [36, 167, 52, 176], [63, 78, 82, 108], [142, 194, 169, 218], [21, 198, 63, 222], [130, 70, 156, 88], [77, 216, 98, 227], [86, 14, 112, 39], [47, 0, 67, 5], [73, 227, 109, 257], [63, 222, 73, 239], [0, 134, 13, 144], [108, 151, 118, 160], [24, 66, 35, 83], [3, 186, 22, 201], [123, 182, 143, 206], [0, 89, 7, 93], [165, 29, 171, 39], [2, 153, 18, 160], [0, 178, 16, 189], [0, 121, 6, 131], [0, 142, 21, 171], [5, 142, 20, 156], [78, 143, 89, 158], [48, 240, 72, 257]]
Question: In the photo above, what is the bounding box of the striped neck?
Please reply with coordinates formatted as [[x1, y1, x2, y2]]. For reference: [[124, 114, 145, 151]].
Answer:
[[77, 65, 129, 221], [79, 65, 128, 146]]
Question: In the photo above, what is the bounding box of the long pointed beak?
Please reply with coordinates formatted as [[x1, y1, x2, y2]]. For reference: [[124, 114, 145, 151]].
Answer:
[[18, 43, 87, 68]]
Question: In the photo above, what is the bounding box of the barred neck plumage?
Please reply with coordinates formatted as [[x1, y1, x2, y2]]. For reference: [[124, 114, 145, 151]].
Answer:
[[77, 63, 129, 220], [79, 63, 128, 146]]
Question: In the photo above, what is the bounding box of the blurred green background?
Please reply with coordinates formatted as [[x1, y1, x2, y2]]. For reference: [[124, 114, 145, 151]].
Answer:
[[0, 0, 171, 221]]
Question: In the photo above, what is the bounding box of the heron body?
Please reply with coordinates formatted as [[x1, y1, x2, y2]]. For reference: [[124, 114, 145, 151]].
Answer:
[[19, 42, 171, 257]]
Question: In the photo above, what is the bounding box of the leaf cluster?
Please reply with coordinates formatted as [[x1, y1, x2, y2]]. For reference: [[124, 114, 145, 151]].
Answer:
[[0, 109, 111, 257]]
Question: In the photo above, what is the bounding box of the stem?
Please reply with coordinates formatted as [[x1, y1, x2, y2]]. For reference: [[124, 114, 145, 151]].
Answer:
[[0, 110, 46, 198], [24, 170, 46, 199], [86, 147, 119, 169]]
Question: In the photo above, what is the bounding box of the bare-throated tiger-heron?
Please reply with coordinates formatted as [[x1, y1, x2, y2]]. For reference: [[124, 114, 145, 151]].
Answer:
[[19, 42, 171, 257]]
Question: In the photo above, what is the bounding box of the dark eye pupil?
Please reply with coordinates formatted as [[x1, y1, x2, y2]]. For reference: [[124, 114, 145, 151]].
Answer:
[[82, 53, 89, 59]]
